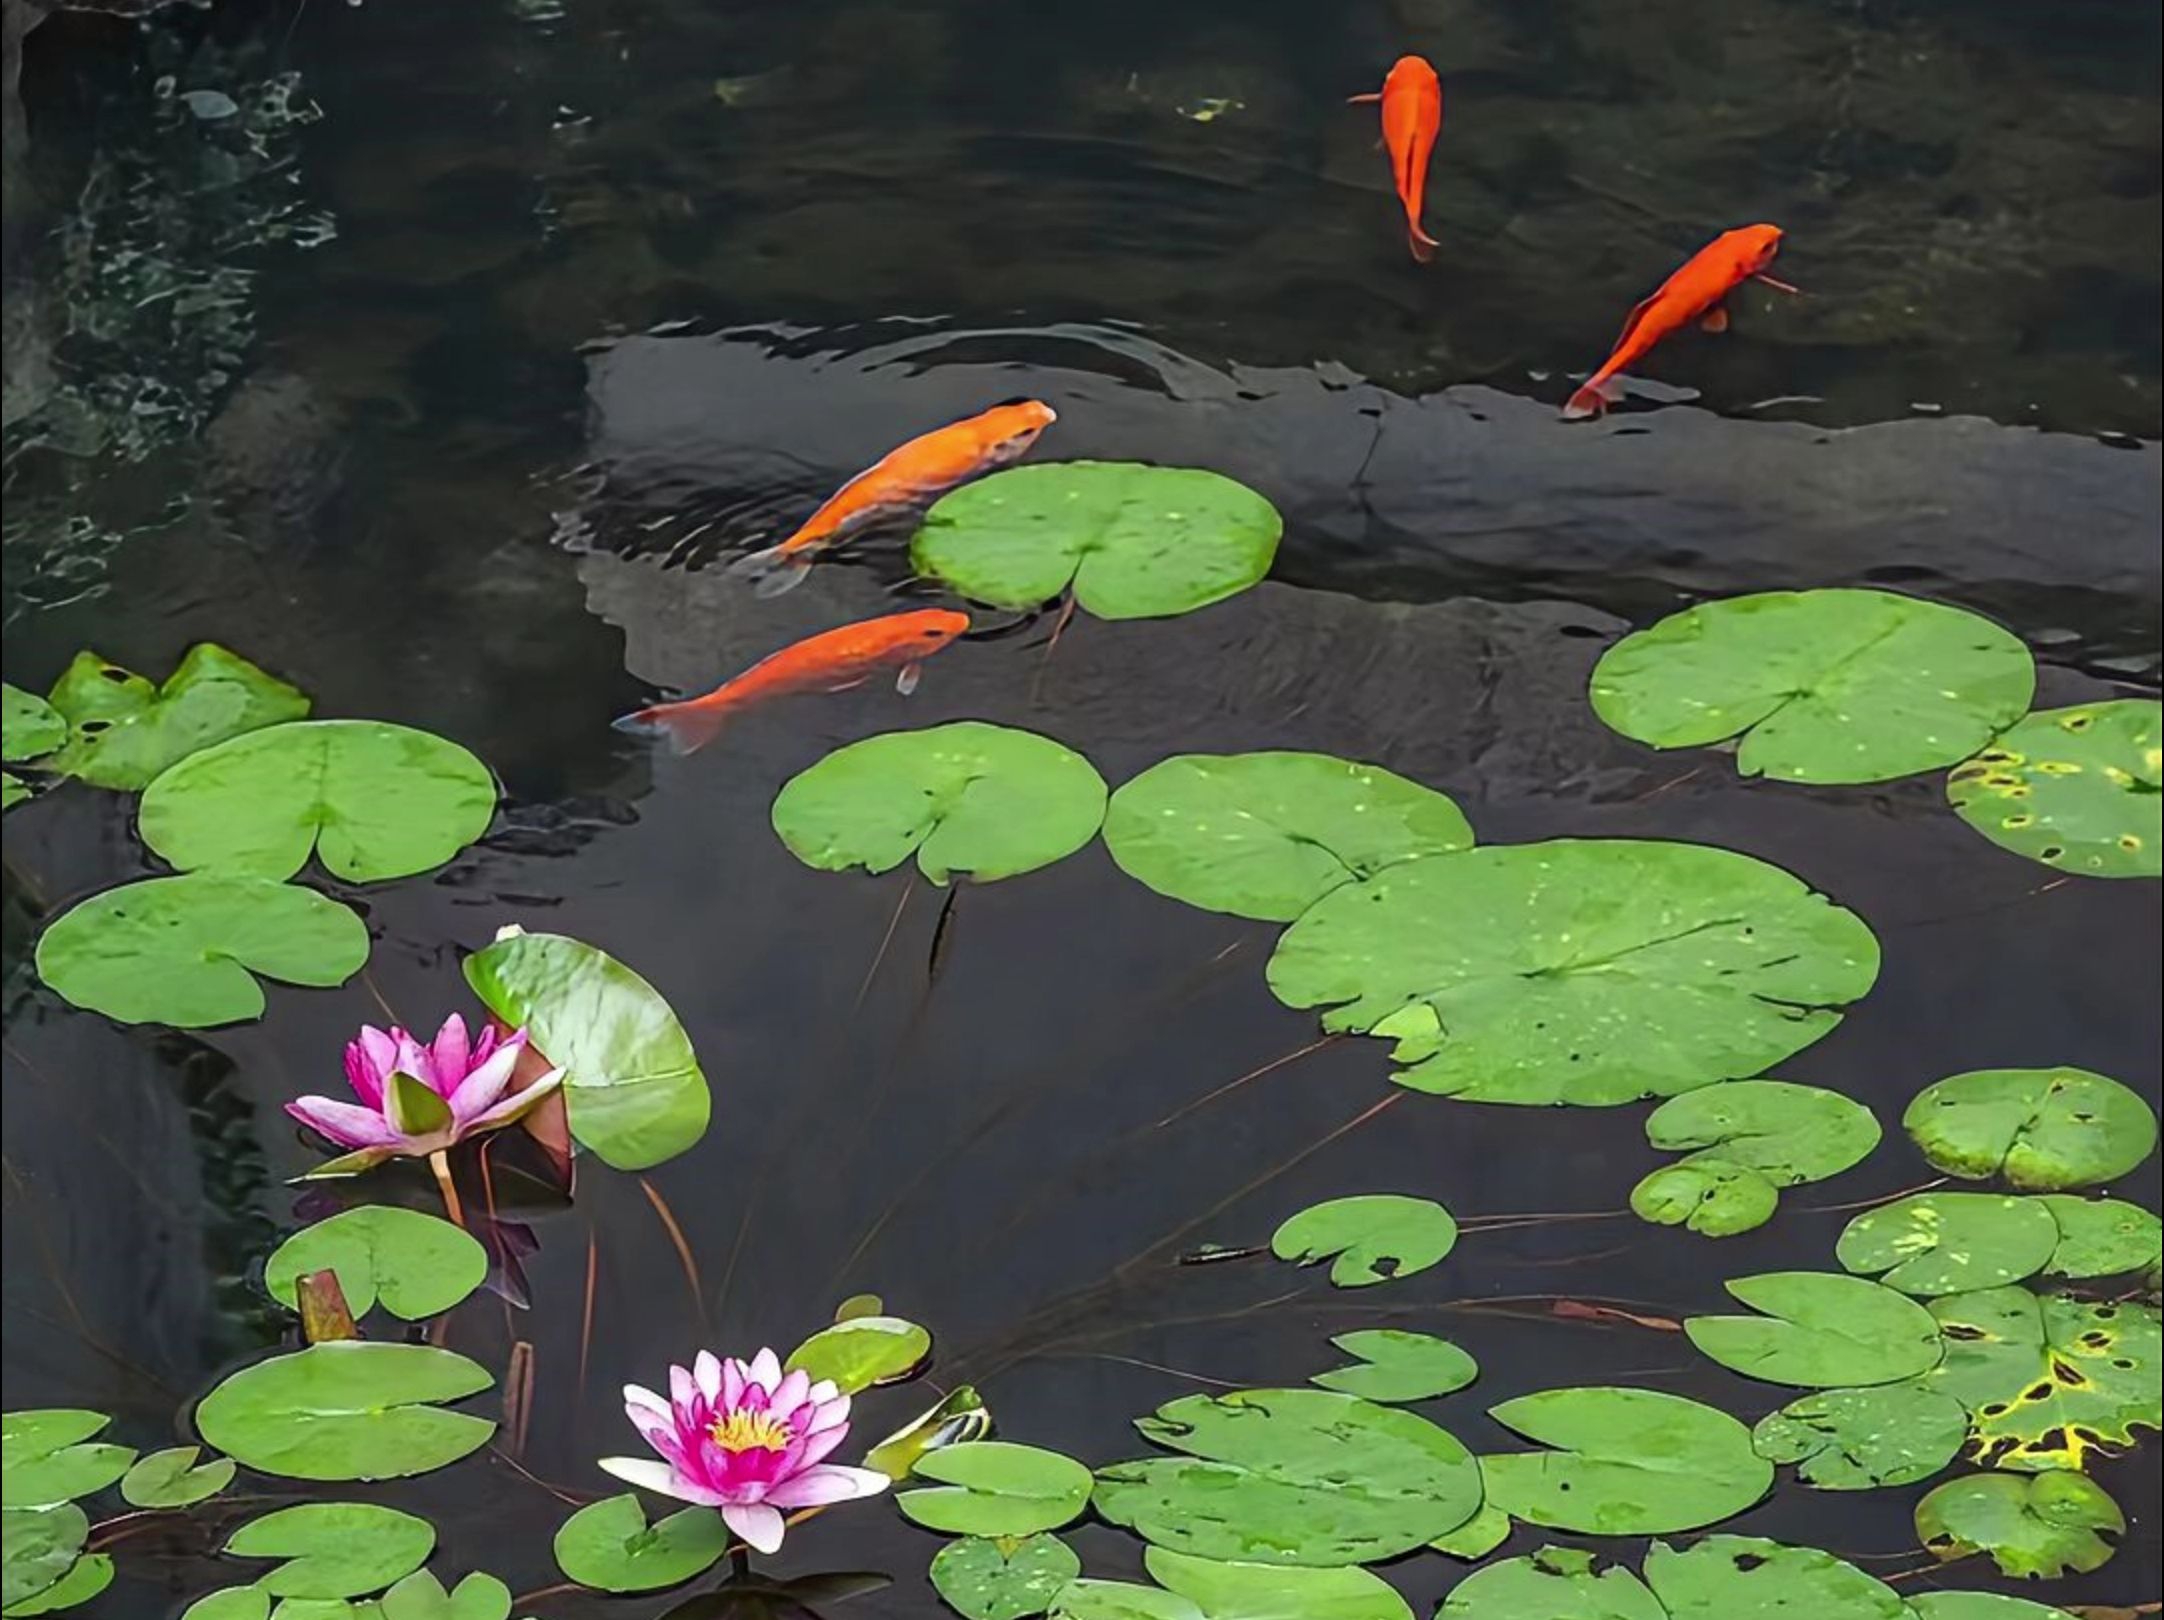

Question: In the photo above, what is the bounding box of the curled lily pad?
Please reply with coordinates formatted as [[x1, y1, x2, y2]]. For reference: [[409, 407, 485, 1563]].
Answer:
[[1310, 1330, 1477, 1403], [1644, 1080, 1882, 1185], [1836, 1192, 2061, 1295], [139, 720, 495, 882], [223, 1502, 434, 1598], [1685, 1272, 1943, 1388], [120, 1446, 236, 1509], [910, 462, 1281, 620], [1922, 1288, 2160, 1471], [1101, 752, 1472, 922], [1095, 1388, 1479, 1566], [1903, 1067, 2157, 1191], [1916, 1471, 2123, 1580], [1478, 1387, 1771, 1535], [265, 1207, 488, 1322], [863, 1386, 992, 1480], [1439, 1546, 1664, 1620], [195, 1342, 494, 1481], [1750, 1384, 1968, 1490], [551, 1494, 728, 1594], [0, 1413, 133, 1510], [41, 644, 310, 792], [2, 1548, 111, 1615], [771, 722, 1107, 885], [1051, 1581, 1204, 1620], [463, 930, 710, 1172], [1266, 840, 1879, 1105], [1141, 1548, 1411, 1620], [1, 1506, 87, 1611], [1589, 589, 2033, 784], [1270, 1195, 1456, 1287], [785, 1315, 931, 1394], [1641, 1535, 1906, 1620], [1631, 1159, 1780, 1237], [898, 1442, 1093, 1537], [35, 875, 368, 1029], [2039, 1195, 2163, 1279], [929, 1534, 1080, 1620], [1948, 700, 2162, 878]]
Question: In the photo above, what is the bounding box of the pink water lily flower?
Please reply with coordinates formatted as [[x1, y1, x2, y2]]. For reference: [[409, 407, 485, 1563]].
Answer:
[[286, 1014, 564, 1176], [600, 1349, 889, 1554]]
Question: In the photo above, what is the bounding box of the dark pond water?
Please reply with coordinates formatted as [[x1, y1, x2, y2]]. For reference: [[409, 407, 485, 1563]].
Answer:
[[2, 0, 2159, 1614]]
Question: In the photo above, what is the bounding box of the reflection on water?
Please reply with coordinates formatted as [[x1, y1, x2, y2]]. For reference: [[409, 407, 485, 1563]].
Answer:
[[2, 0, 2158, 1614]]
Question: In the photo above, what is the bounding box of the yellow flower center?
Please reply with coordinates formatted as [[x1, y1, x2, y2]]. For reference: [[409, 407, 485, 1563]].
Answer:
[[710, 1409, 792, 1453]]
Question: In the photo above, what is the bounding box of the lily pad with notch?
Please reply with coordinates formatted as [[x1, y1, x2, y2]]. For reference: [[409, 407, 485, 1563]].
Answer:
[[264, 1207, 489, 1322], [40, 644, 309, 792], [2038, 1195, 2163, 1280], [929, 1534, 1080, 1620], [1916, 1471, 2123, 1580], [194, 1342, 494, 1481], [1271, 1196, 1456, 1287], [785, 1315, 931, 1394], [1641, 1534, 1907, 1620], [1685, 1272, 1944, 1388], [552, 1494, 729, 1594], [222, 1502, 435, 1599], [1310, 1330, 1478, 1403], [1439, 1545, 1665, 1620], [1836, 1192, 2061, 1296], [1750, 1384, 1969, 1490], [1947, 700, 2162, 879], [1140, 1548, 1410, 1620], [0, 1413, 134, 1511], [1644, 1079, 1882, 1184], [898, 1442, 1094, 1538], [120, 1447, 236, 1509], [1902, 1067, 2157, 1191], [1631, 1158, 1781, 1238]]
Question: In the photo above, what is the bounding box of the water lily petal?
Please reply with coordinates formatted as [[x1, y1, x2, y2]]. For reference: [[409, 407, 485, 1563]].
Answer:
[[764, 1464, 890, 1510], [722, 1503, 785, 1555], [806, 1379, 841, 1407], [394, 1030, 442, 1094], [357, 1025, 399, 1084], [794, 1425, 848, 1470], [343, 1040, 384, 1108], [771, 1368, 812, 1417], [805, 1395, 850, 1434], [626, 1384, 675, 1431], [286, 1095, 400, 1148], [599, 1456, 726, 1507], [430, 1013, 472, 1083], [695, 1350, 725, 1403], [459, 1066, 564, 1135], [446, 1039, 520, 1122], [722, 1358, 748, 1408], [747, 1348, 783, 1393]]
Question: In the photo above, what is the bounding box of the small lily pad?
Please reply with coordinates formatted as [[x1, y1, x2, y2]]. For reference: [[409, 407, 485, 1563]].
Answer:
[[224, 1502, 434, 1599], [1631, 1158, 1780, 1237], [551, 1494, 728, 1594], [120, 1447, 237, 1509], [0, 1413, 134, 1510], [2039, 1195, 2163, 1279], [41, 644, 309, 792], [1916, 1471, 2123, 1580], [1270, 1195, 1456, 1287], [1685, 1272, 1943, 1388], [195, 1343, 494, 1481], [1643, 1080, 1882, 1184], [1141, 1548, 1410, 1620], [1903, 1067, 2157, 1191], [1750, 1384, 1968, 1490], [1641, 1535, 1905, 1620], [1948, 700, 2162, 878], [929, 1534, 1080, 1620], [899, 1443, 1093, 1538], [1310, 1330, 1478, 1402], [265, 1208, 489, 1322], [785, 1315, 931, 1394], [1836, 1192, 2061, 1295], [1439, 1546, 1665, 1620]]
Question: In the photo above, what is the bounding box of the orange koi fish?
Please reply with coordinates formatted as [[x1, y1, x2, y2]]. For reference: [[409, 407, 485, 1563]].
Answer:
[[728, 401, 1057, 596], [1564, 224, 1797, 419], [1351, 56, 1442, 262], [613, 608, 970, 754]]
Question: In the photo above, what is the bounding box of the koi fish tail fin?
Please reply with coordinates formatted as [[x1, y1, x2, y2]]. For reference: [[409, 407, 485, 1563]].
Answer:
[[1562, 373, 1627, 421], [725, 543, 811, 598], [612, 700, 729, 756], [1407, 221, 1438, 263]]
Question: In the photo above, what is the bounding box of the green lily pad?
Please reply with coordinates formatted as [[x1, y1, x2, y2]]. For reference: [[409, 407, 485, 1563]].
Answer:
[[224, 1503, 435, 1599], [1686, 1272, 1944, 1388], [1948, 700, 2162, 878], [1, 1549, 111, 1615], [1, 776, 29, 812], [139, 720, 495, 882], [929, 1534, 1080, 1620], [1, 1507, 87, 1611], [1631, 1158, 1780, 1237], [1439, 1546, 1665, 1620], [0, 1413, 134, 1509], [1427, 1502, 1512, 1560], [195, 1342, 495, 1481], [1641, 1535, 1906, 1620], [1750, 1385, 1969, 1489], [1903, 1067, 2157, 1191], [1837, 1193, 2061, 1295], [1310, 1330, 1478, 1402], [265, 1207, 488, 1322], [771, 722, 1107, 885], [1, 684, 66, 764], [551, 1494, 728, 1594], [864, 1386, 993, 1480], [899, 1442, 1093, 1538], [1916, 1471, 2123, 1580], [379, 1570, 512, 1620], [1644, 1080, 1883, 1184], [910, 462, 1281, 620], [1050, 1581, 1204, 1620], [1478, 1387, 1771, 1535], [1922, 1288, 2160, 1471], [40, 644, 310, 792], [463, 930, 710, 1172], [786, 1315, 931, 1394], [177, 1589, 271, 1620], [1096, 1387, 1479, 1566], [2039, 1196, 2163, 1279], [1589, 589, 2034, 785], [1266, 840, 1879, 1105], [120, 1446, 237, 1509], [1101, 752, 1472, 922], [1904, 1595, 2082, 1619], [35, 875, 368, 1029], [1270, 1196, 1456, 1287], [1140, 1548, 1410, 1620]]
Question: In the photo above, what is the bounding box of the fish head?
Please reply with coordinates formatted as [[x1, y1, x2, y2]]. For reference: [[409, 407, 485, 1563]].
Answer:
[[892, 608, 973, 654], [1385, 55, 1440, 95], [984, 399, 1057, 463], [1730, 222, 1785, 273]]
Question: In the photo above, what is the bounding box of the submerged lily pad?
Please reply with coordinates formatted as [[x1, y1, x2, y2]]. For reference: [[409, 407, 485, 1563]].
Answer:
[[41, 644, 310, 792], [1140, 1548, 1410, 1620], [1947, 700, 2162, 879], [1922, 1289, 2160, 1471], [1, 1506, 87, 1611], [2038, 1196, 2163, 1279], [1903, 1067, 2157, 1191], [929, 1534, 1081, 1620], [35, 875, 368, 1028], [1102, 752, 1472, 922], [1095, 1387, 1479, 1566], [1836, 1193, 2061, 1296], [1267, 840, 1879, 1105], [1916, 1471, 2123, 1580], [1270, 1196, 1456, 1287], [1589, 589, 2033, 784], [899, 1442, 1093, 1538], [1478, 1387, 1771, 1535], [786, 1315, 931, 1394], [194, 1343, 494, 1481], [551, 1494, 729, 1594], [223, 1502, 435, 1598], [1439, 1546, 1664, 1620], [1641, 1535, 1906, 1620], [1685, 1272, 1943, 1388], [264, 1207, 488, 1322], [464, 930, 710, 1172], [1750, 1384, 1969, 1490], [0, 1413, 133, 1510], [140, 720, 496, 882], [910, 462, 1281, 620], [771, 722, 1108, 884], [1644, 1080, 1882, 1184], [120, 1447, 236, 1509], [1631, 1158, 1780, 1237], [1311, 1330, 1478, 1403]]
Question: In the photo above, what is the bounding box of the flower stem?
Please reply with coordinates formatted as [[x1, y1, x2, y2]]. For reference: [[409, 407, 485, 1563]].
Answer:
[[429, 1149, 466, 1227]]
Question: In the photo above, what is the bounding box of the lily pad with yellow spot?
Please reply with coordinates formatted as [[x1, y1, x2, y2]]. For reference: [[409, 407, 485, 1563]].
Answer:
[[1947, 700, 2161, 879]]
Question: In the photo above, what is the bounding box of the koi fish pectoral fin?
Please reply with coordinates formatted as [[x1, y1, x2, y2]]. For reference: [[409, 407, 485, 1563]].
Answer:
[[1347, 91, 1382, 104], [1753, 273, 1800, 294], [1701, 306, 1730, 333], [895, 662, 922, 696], [726, 544, 813, 597]]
